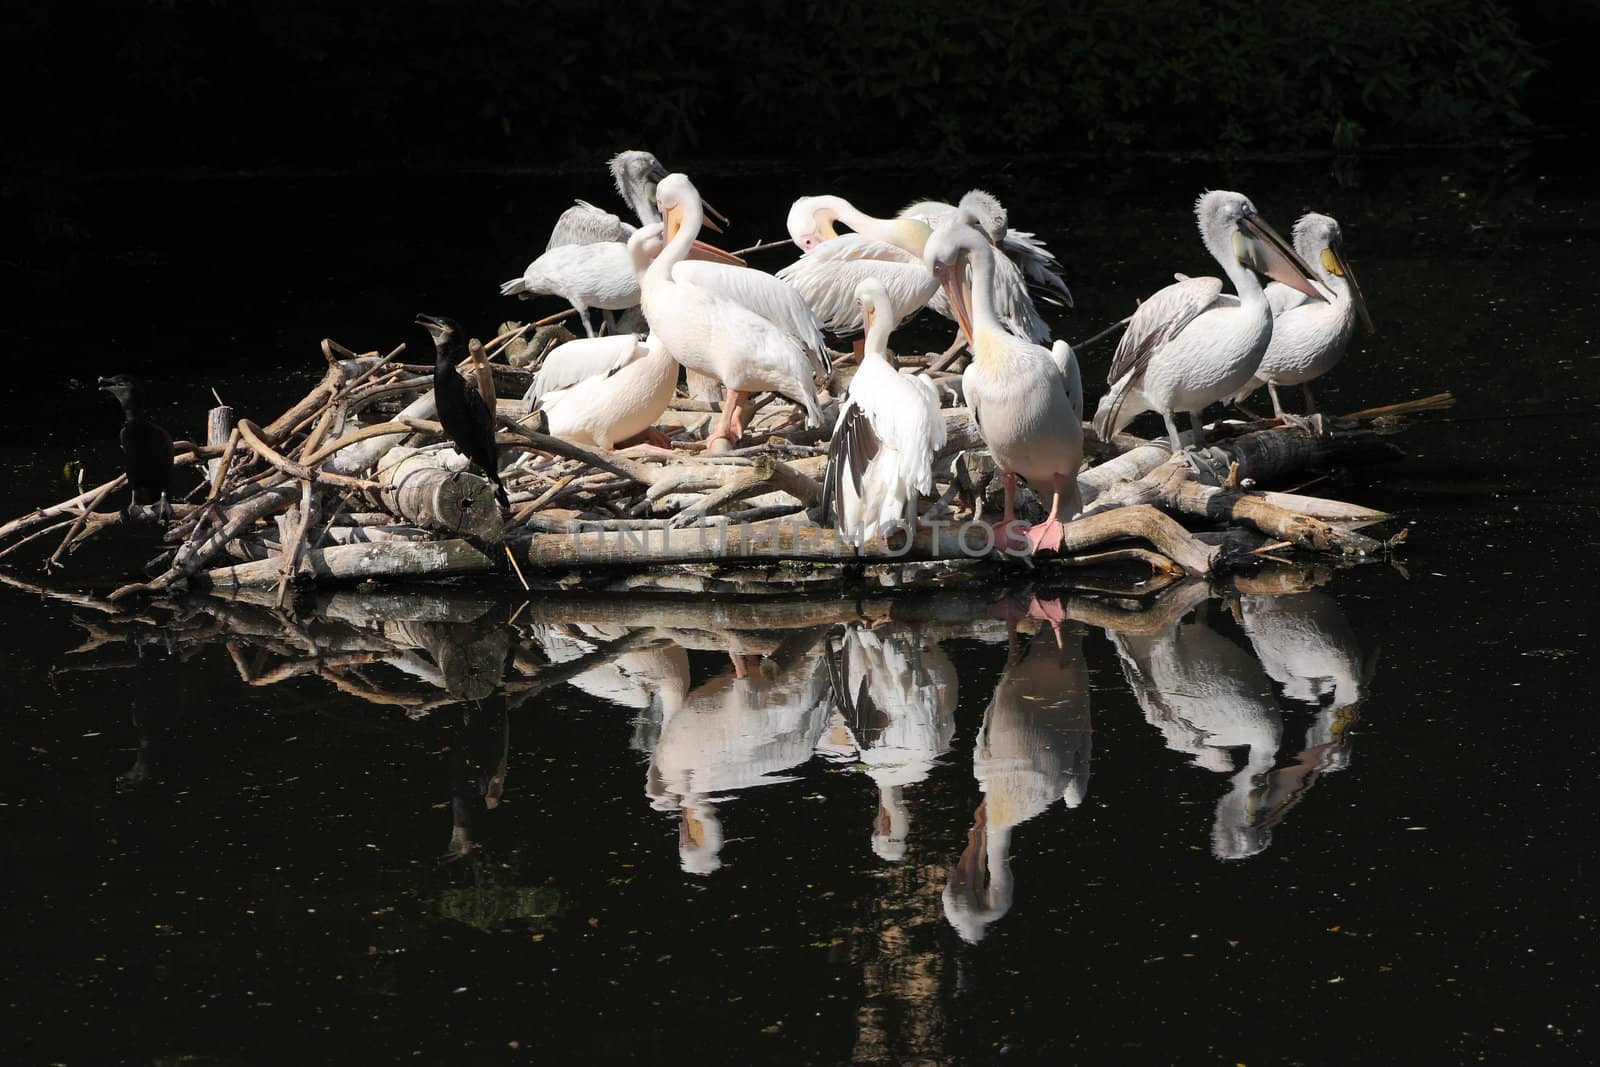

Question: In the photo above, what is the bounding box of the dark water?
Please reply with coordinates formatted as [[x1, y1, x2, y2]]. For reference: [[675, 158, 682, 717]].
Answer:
[[2, 147, 1597, 1064]]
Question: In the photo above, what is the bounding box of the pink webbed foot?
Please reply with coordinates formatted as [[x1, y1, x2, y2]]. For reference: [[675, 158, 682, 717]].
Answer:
[[1022, 515, 1067, 555], [1026, 597, 1066, 624], [990, 518, 1029, 553]]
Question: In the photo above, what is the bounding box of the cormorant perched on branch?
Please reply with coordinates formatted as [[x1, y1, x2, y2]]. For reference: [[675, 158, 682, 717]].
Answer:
[[98, 375, 173, 520], [415, 314, 509, 510]]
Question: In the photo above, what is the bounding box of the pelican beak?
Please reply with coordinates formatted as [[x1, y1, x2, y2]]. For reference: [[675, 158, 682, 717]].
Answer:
[[1239, 214, 1326, 302], [937, 259, 976, 341], [1322, 246, 1374, 333], [701, 198, 731, 232], [862, 302, 876, 334], [686, 240, 747, 267], [663, 202, 685, 244]]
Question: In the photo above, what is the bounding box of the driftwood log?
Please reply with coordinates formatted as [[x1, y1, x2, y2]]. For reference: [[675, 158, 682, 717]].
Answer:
[[0, 327, 1448, 597]]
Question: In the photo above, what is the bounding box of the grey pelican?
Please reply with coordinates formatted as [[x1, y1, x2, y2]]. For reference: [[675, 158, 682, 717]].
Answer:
[[1234, 212, 1373, 420], [1093, 190, 1324, 461]]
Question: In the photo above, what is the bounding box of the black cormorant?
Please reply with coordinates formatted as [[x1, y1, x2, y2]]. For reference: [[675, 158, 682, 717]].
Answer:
[[415, 315, 509, 510], [98, 375, 174, 521]]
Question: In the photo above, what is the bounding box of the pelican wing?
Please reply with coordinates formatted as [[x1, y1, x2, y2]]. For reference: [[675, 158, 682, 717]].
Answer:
[[524, 334, 645, 406], [1105, 275, 1226, 387], [1000, 228, 1073, 308], [546, 200, 634, 250], [819, 398, 881, 527], [776, 236, 936, 334], [1264, 277, 1332, 317], [672, 260, 830, 372], [898, 199, 956, 228], [1051, 341, 1083, 422]]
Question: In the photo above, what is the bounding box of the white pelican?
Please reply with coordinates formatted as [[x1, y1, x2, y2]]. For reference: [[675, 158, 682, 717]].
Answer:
[[519, 225, 686, 450], [778, 196, 939, 334], [818, 279, 947, 544], [923, 213, 1083, 554], [499, 242, 640, 338], [1234, 212, 1373, 419], [1093, 190, 1326, 458], [943, 621, 1091, 943], [781, 193, 1055, 344], [902, 189, 1073, 338], [818, 625, 958, 861], [644, 173, 827, 447]]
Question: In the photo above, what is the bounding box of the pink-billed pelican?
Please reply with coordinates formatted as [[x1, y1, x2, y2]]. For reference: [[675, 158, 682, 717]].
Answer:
[[1093, 191, 1325, 460], [923, 212, 1084, 554], [644, 173, 828, 447], [1234, 212, 1373, 419], [818, 279, 947, 545]]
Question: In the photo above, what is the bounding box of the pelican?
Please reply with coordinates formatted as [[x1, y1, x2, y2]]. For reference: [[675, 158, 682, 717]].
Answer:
[[510, 151, 731, 337], [777, 196, 939, 334], [923, 212, 1083, 554], [1234, 212, 1373, 419], [520, 225, 686, 450], [818, 279, 947, 544], [545, 149, 732, 248], [902, 189, 1073, 338], [1093, 190, 1325, 460], [644, 173, 827, 448], [781, 193, 1056, 344]]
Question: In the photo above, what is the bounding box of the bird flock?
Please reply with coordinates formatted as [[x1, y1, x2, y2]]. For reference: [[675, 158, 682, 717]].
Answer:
[[482, 149, 1372, 558], [101, 150, 1369, 556]]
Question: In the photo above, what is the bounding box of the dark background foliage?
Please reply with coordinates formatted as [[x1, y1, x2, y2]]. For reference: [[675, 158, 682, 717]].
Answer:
[[9, 0, 1588, 178]]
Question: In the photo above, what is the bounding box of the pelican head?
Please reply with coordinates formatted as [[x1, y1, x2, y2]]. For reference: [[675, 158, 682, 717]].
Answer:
[[853, 277, 893, 337], [1294, 212, 1373, 332], [923, 212, 991, 340], [626, 222, 667, 275], [957, 189, 1008, 243], [622, 155, 725, 233], [1196, 190, 1325, 302], [786, 196, 840, 251]]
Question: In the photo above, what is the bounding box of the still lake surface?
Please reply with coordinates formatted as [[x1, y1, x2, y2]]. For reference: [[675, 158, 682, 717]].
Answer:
[[1, 145, 1595, 1064]]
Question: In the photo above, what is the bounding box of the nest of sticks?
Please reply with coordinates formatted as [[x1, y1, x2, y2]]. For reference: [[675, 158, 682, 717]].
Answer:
[[0, 320, 1451, 604]]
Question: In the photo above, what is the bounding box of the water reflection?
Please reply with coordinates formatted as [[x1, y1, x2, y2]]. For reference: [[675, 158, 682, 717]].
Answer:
[[944, 607, 1093, 944], [1109, 577, 1373, 860], [644, 636, 832, 875], [819, 624, 958, 862], [19, 563, 1375, 943]]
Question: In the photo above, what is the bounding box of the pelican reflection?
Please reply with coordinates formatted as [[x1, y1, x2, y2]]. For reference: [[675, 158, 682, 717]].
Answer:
[[818, 624, 958, 862], [945, 608, 1092, 944], [643, 635, 831, 875]]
